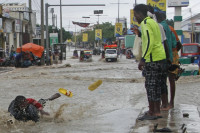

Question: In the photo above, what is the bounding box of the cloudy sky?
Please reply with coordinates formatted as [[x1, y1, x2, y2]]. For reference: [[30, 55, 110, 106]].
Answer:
[[1, 0, 200, 32]]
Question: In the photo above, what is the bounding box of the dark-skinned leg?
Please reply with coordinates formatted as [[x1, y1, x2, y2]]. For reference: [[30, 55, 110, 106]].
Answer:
[[154, 101, 161, 116], [149, 101, 154, 116], [161, 75, 169, 111], [168, 73, 176, 108]]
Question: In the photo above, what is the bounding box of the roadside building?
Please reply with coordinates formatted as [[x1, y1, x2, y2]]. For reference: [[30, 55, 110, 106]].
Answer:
[[181, 13, 200, 44], [0, 3, 36, 58]]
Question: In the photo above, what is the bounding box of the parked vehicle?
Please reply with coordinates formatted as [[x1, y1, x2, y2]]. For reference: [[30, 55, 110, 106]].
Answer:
[[181, 43, 200, 64], [93, 48, 101, 55], [80, 50, 92, 62], [126, 48, 134, 59], [180, 43, 200, 75], [104, 44, 118, 62]]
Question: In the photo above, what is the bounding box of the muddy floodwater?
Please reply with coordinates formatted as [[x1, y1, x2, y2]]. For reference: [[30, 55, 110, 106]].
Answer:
[[0, 49, 200, 133]]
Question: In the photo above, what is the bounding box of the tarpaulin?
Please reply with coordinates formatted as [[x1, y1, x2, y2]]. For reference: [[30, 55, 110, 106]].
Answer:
[[16, 43, 44, 58]]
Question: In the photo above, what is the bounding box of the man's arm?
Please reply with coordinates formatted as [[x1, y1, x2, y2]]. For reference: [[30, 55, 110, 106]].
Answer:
[[26, 98, 43, 110], [141, 23, 154, 61], [163, 40, 170, 60], [26, 98, 50, 115]]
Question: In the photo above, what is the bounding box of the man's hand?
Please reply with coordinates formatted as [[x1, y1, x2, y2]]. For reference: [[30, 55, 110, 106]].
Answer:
[[40, 110, 50, 116], [131, 26, 139, 35], [138, 60, 145, 71], [167, 58, 172, 67]]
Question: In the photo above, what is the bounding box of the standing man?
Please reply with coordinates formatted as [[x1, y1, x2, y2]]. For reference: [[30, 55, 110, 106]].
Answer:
[[168, 25, 182, 108], [134, 4, 167, 120], [155, 12, 177, 110]]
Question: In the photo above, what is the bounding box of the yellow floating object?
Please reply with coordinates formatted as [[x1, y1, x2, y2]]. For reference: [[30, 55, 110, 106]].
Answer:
[[59, 88, 73, 97], [88, 80, 102, 91]]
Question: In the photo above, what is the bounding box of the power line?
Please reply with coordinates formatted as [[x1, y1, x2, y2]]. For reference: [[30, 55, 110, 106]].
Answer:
[[32, 0, 40, 11]]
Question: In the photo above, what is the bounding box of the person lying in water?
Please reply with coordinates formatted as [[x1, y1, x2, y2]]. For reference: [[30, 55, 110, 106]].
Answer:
[[8, 95, 50, 122]]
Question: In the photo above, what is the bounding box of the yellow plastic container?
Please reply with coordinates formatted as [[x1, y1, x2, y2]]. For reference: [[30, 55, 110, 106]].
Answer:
[[59, 88, 73, 97], [88, 80, 103, 91]]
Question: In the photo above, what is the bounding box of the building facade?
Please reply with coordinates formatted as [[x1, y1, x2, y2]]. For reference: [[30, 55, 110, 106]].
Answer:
[[181, 13, 200, 44], [0, 3, 36, 58]]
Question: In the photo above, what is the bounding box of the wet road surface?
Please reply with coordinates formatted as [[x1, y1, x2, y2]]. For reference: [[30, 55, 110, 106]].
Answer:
[[131, 104, 200, 133], [0, 48, 200, 133]]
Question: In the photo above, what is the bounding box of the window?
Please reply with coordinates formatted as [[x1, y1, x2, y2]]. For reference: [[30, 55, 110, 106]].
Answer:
[[183, 45, 198, 54], [106, 50, 117, 54]]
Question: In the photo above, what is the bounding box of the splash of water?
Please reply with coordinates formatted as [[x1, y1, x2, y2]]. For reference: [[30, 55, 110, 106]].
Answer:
[[53, 103, 69, 120]]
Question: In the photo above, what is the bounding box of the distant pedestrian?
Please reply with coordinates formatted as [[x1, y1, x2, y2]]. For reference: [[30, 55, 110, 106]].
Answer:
[[134, 4, 166, 120], [54, 48, 59, 64]]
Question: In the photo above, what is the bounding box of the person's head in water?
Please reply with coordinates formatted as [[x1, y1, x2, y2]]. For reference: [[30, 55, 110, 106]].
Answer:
[[133, 4, 148, 24], [14, 95, 28, 110]]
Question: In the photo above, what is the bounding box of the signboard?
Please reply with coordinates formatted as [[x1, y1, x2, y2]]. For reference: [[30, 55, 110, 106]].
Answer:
[[5, 20, 12, 33], [15, 19, 21, 33], [2, 8, 10, 18], [130, 9, 140, 29], [0, 18, 2, 30], [82, 33, 88, 42], [23, 11, 29, 21], [125, 35, 135, 48], [116, 18, 127, 35], [50, 33, 58, 46], [95, 29, 102, 40], [0, 5, 2, 16], [168, 0, 189, 7], [147, 0, 166, 14], [67, 39, 72, 42], [115, 23, 123, 37], [94, 10, 103, 14]]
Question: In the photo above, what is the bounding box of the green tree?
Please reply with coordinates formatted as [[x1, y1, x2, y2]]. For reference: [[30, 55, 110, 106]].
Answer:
[[97, 22, 115, 42], [37, 24, 72, 43], [72, 22, 115, 44]]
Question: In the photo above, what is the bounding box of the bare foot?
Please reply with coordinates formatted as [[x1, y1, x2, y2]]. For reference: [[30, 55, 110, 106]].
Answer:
[[154, 114, 162, 118], [160, 106, 171, 111], [168, 104, 174, 109], [143, 110, 153, 116]]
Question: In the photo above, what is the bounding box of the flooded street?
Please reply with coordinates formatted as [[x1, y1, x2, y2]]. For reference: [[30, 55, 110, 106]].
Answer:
[[0, 49, 200, 133]]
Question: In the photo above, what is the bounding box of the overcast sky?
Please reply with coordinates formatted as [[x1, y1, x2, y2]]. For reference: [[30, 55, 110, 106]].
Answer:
[[1, 0, 200, 32]]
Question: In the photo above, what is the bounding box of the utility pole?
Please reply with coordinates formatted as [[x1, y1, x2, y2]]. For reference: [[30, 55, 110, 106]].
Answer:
[[41, 0, 45, 65], [50, 8, 55, 32], [56, 15, 57, 29], [45, 3, 50, 65], [190, 8, 194, 43], [82, 16, 90, 23], [110, 0, 128, 50], [92, 10, 105, 48], [110, 0, 128, 22], [60, 0, 63, 44], [29, 0, 33, 42], [75, 24, 76, 50], [45, 3, 105, 63], [19, 12, 22, 47]]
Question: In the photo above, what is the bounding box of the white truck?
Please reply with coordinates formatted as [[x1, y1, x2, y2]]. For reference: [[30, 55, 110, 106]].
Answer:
[[105, 48, 118, 62]]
